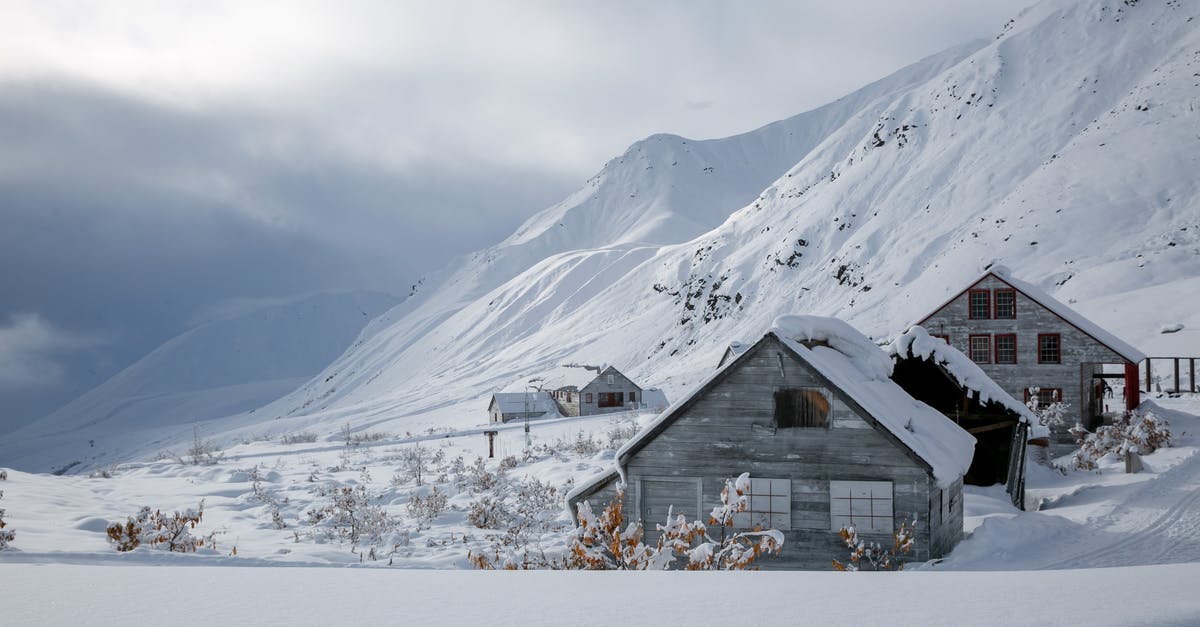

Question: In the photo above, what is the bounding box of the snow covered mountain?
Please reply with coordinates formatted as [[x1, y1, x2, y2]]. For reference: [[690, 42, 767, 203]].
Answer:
[[0, 291, 398, 471], [16, 0, 1199, 467], [236, 0, 1198, 444]]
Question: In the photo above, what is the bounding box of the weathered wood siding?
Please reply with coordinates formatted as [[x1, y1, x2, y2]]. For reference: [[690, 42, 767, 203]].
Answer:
[[921, 275, 1127, 427], [579, 367, 643, 416], [622, 336, 957, 570]]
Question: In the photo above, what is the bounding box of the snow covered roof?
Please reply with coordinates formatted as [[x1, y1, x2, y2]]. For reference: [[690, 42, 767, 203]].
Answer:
[[889, 325, 1036, 423], [618, 315, 976, 488], [489, 392, 558, 415], [535, 365, 602, 391], [920, 266, 1145, 363]]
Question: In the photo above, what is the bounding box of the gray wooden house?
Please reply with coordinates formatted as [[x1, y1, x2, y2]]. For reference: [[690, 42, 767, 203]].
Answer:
[[889, 325, 1040, 509], [567, 315, 975, 569], [541, 365, 644, 417], [914, 266, 1145, 431], [487, 391, 559, 424]]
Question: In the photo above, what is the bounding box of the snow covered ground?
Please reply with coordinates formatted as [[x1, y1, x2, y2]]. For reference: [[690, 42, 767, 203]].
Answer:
[[4, 564, 1200, 626], [2, 396, 1199, 624]]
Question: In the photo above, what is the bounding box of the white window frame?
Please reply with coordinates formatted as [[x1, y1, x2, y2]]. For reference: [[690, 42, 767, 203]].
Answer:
[[830, 480, 894, 533], [732, 478, 791, 530]]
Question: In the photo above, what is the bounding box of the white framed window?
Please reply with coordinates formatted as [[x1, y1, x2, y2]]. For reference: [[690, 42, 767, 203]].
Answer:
[[830, 480, 893, 533], [732, 477, 791, 530]]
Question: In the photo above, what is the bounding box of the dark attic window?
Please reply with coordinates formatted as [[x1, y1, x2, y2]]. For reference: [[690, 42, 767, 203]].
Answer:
[[774, 388, 830, 428]]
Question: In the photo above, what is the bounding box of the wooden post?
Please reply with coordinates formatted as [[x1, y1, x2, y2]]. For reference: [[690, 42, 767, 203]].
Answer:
[[1191, 358, 1196, 393], [1175, 358, 1182, 394], [484, 430, 498, 458], [1125, 361, 1140, 412], [1144, 359, 1152, 393]]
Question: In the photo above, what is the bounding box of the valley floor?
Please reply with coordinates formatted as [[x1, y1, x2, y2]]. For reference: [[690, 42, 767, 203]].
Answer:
[[1, 397, 1199, 625]]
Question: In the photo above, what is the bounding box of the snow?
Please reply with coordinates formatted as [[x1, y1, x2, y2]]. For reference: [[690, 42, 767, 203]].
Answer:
[[771, 316, 976, 488], [1139, 328, 1200, 359], [889, 324, 1036, 423], [2, 564, 1199, 626], [531, 365, 603, 391]]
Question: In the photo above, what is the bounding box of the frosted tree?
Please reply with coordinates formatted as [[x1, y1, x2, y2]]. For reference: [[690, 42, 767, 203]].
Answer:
[[832, 518, 916, 571], [0, 491, 14, 550]]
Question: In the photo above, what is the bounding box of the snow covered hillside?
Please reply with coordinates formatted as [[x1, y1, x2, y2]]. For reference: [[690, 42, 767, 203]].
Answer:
[[238, 0, 1199, 445], [0, 291, 397, 473]]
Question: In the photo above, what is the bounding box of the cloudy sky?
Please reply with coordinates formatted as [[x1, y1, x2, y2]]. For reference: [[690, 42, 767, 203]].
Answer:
[[0, 0, 1030, 431]]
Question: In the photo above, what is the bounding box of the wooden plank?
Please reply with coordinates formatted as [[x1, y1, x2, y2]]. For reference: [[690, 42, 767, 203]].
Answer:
[[967, 420, 1017, 435]]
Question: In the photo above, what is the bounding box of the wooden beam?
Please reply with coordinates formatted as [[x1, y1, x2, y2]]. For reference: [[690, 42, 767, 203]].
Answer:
[[1145, 359, 1152, 393], [1175, 358, 1182, 394], [1191, 358, 1196, 394], [967, 421, 1017, 435], [1126, 361, 1140, 411]]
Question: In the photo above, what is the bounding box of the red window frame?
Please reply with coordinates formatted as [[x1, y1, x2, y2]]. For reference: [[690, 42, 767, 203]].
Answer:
[[994, 289, 1016, 319], [1037, 333, 1061, 364], [968, 289, 991, 319], [994, 334, 1017, 364], [969, 334, 991, 364]]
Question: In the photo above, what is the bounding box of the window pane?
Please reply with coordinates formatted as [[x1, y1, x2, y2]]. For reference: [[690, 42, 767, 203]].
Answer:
[[995, 335, 1016, 364], [969, 291, 990, 319], [970, 336, 991, 363], [1039, 335, 1061, 363], [995, 290, 1016, 319]]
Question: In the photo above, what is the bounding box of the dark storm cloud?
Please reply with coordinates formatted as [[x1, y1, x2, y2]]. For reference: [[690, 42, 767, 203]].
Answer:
[[0, 80, 572, 428]]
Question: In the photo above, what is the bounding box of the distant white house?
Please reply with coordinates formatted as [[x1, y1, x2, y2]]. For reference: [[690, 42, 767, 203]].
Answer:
[[537, 364, 645, 417], [487, 392, 559, 424]]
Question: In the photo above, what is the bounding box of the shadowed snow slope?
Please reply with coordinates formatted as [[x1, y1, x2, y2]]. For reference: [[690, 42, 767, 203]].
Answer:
[[246, 0, 1198, 445], [0, 291, 398, 471]]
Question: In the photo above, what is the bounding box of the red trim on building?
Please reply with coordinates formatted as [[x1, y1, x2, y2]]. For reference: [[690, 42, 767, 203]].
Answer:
[[1038, 333, 1062, 364], [994, 288, 1016, 319], [968, 289, 992, 320], [994, 333, 1017, 364], [1124, 361, 1140, 411], [969, 334, 992, 364]]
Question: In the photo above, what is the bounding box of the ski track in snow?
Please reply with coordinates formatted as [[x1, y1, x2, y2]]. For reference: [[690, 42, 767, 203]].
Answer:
[[1042, 447, 1200, 569]]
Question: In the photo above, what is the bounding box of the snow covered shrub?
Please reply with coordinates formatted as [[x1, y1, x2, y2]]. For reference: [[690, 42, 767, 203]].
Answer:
[[1026, 389, 1072, 431], [186, 427, 225, 466], [406, 486, 448, 527], [562, 473, 784, 571], [680, 473, 786, 570], [0, 491, 14, 550], [1072, 409, 1172, 471], [459, 457, 503, 493], [306, 482, 396, 546], [0, 470, 7, 480], [247, 466, 289, 529], [832, 518, 916, 571], [280, 432, 318, 444], [497, 455, 519, 472], [605, 417, 640, 449], [106, 501, 211, 552], [467, 495, 512, 529], [394, 443, 445, 486]]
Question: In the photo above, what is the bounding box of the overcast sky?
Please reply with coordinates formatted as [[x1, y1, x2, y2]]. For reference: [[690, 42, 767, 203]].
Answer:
[[0, 0, 1031, 431]]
